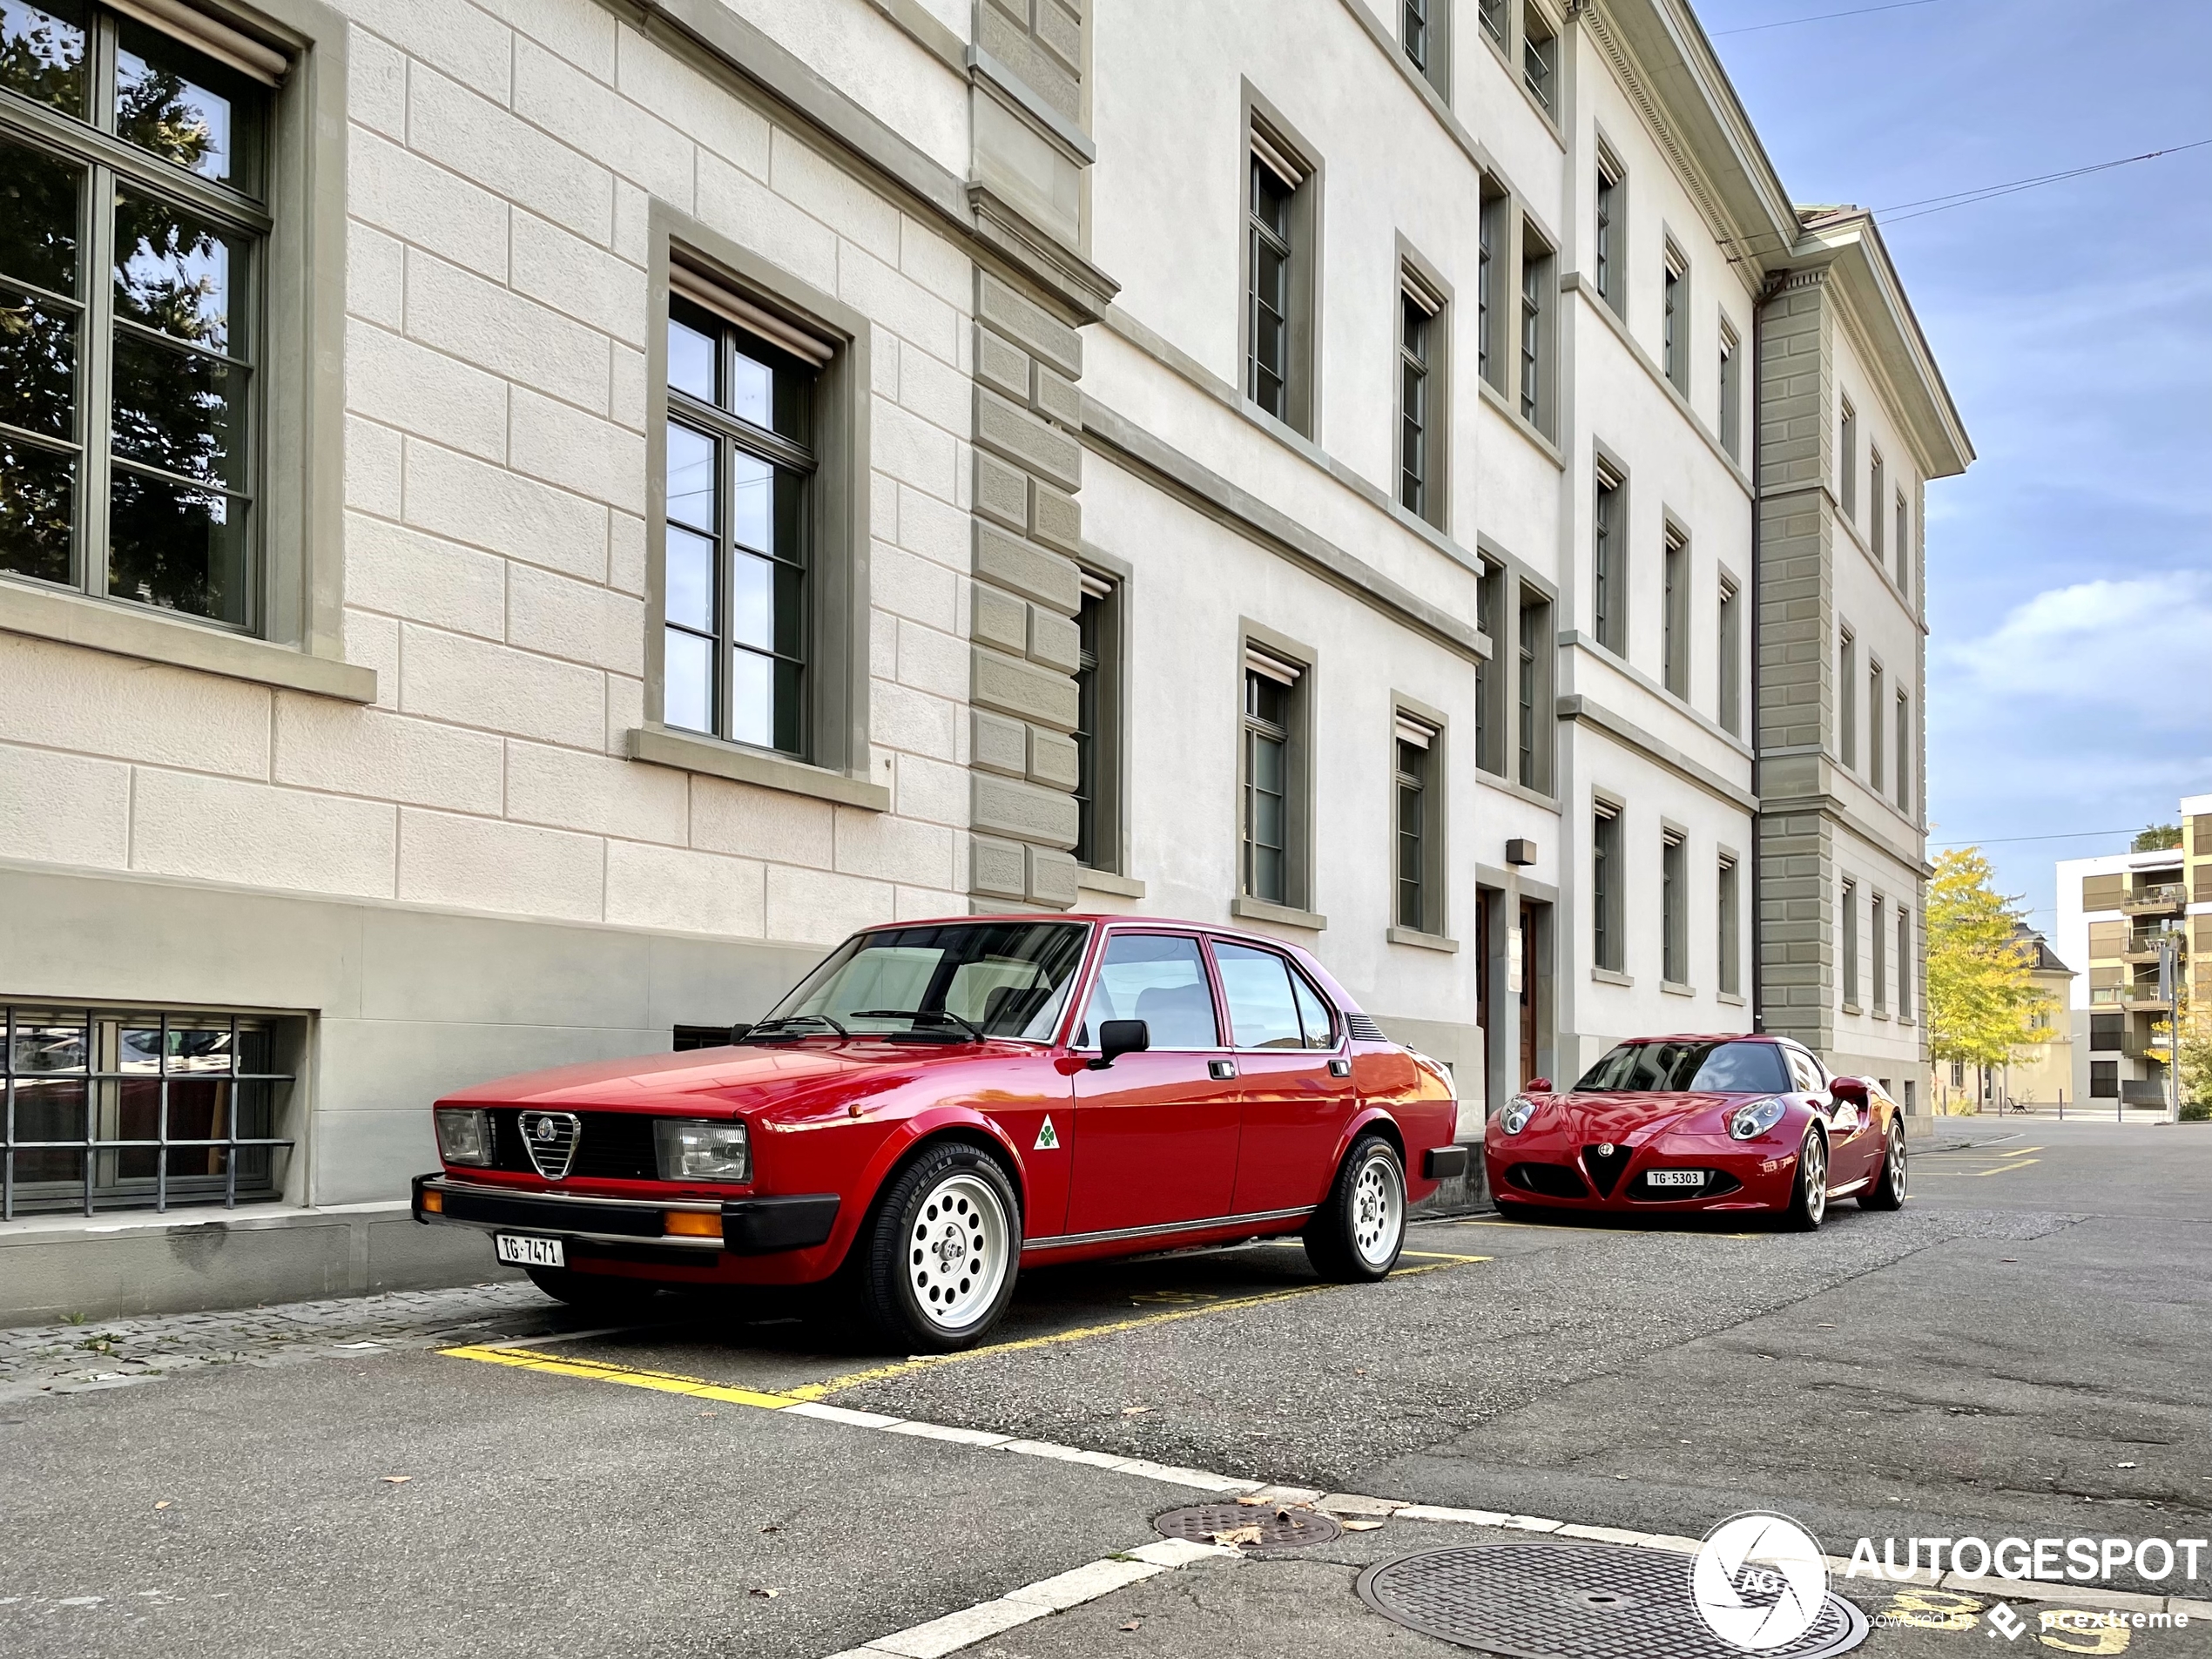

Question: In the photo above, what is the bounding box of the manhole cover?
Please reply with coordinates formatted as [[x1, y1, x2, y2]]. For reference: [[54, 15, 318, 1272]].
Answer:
[[1155, 1501, 1341, 1548], [1356, 1541, 1867, 1658]]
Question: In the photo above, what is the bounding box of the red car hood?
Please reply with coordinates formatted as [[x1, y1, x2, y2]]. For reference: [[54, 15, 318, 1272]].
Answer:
[[1536, 1091, 1743, 1143], [438, 1041, 1008, 1116]]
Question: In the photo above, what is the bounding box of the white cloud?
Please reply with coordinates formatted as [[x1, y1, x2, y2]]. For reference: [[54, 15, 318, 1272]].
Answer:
[[1939, 571, 2212, 712]]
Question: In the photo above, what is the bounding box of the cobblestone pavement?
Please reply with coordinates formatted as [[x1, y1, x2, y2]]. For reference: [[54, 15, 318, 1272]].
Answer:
[[0, 1280, 570, 1405]]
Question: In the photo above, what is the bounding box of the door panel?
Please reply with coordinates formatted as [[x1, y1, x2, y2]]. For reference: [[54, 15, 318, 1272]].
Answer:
[[1067, 933, 1238, 1235], [1212, 940, 1349, 1216]]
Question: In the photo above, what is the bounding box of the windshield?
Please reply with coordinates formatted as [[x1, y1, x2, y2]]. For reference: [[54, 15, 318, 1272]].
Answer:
[[749, 921, 1091, 1043], [1573, 1039, 1790, 1095]]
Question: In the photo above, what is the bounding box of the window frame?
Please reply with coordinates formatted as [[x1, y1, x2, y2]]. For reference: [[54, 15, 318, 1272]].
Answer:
[[1237, 624, 1316, 915], [1869, 448, 1886, 563], [1521, 1, 1556, 112], [1073, 565, 1128, 873], [1476, 184, 1504, 390], [1516, 583, 1551, 795], [1592, 461, 1625, 656], [1838, 396, 1858, 520], [1402, 0, 1450, 98], [1242, 100, 1320, 439], [1593, 149, 1623, 315], [1840, 877, 1859, 1009], [1717, 317, 1741, 459], [1661, 239, 1689, 393], [1897, 907, 1913, 1018], [1661, 826, 1688, 987], [1895, 688, 1911, 813], [1871, 892, 1887, 1012], [1592, 799, 1624, 974], [1868, 656, 1885, 791], [1518, 220, 1553, 434], [1838, 625, 1857, 768], [1391, 704, 1447, 940], [1716, 570, 1742, 735], [1396, 252, 1449, 530], [1475, 559, 1503, 775], [1661, 519, 1689, 698], [1717, 852, 1741, 995]]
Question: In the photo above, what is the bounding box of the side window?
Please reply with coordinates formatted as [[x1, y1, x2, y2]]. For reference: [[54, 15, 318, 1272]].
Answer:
[[1290, 968, 1337, 1049], [1784, 1049, 1824, 1095], [1213, 941, 1304, 1049], [1081, 934, 1219, 1050]]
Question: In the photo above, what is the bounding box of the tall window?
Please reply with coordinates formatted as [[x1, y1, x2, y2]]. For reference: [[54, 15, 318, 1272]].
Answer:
[[1593, 803, 1622, 972], [1593, 465, 1624, 654], [1662, 246, 1687, 390], [1475, 562, 1502, 774], [1717, 854, 1741, 995], [1868, 659, 1885, 791], [1717, 576, 1742, 735], [1662, 525, 1688, 698], [1246, 154, 1293, 423], [0, 5, 268, 628], [1841, 879, 1859, 1008], [1074, 572, 1123, 870], [1519, 226, 1550, 430], [1898, 908, 1913, 1017], [664, 296, 816, 753], [1399, 283, 1437, 521], [1871, 894, 1887, 1011], [1394, 718, 1440, 933], [1661, 829, 1687, 984], [1478, 0, 1506, 44], [1718, 320, 1741, 458], [1404, 0, 1430, 71], [1838, 627, 1857, 767], [1517, 590, 1548, 792], [1522, 3, 1555, 111], [1870, 449, 1886, 563], [1402, 0, 1447, 94], [1593, 157, 1620, 311], [1476, 191, 1499, 388], [1895, 691, 1911, 813], [1894, 491, 1910, 595], [1838, 398, 1857, 519], [1242, 650, 1305, 906]]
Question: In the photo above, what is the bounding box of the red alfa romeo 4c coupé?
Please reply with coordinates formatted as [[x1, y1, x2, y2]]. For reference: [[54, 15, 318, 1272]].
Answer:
[[415, 916, 1464, 1350], [1483, 1034, 1906, 1229]]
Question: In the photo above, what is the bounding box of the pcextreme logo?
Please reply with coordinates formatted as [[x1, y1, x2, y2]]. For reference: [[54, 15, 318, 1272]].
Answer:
[[1691, 1512, 1832, 1651]]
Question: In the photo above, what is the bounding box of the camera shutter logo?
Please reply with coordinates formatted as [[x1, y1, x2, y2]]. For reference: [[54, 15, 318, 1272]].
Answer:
[[1690, 1512, 1829, 1651]]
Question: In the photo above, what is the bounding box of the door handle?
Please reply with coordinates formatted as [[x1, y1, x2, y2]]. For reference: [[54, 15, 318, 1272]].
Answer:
[[1329, 1057, 1352, 1078], [1209, 1059, 1237, 1080]]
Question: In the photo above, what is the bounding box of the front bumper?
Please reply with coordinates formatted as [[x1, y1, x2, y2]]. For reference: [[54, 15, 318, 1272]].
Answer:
[[1481, 1136, 1796, 1210], [412, 1173, 840, 1255]]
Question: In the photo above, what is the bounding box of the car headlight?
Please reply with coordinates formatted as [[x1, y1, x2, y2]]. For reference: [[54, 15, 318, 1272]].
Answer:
[[435, 1107, 492, 1166], [1500, 1096, 1539, 1135], [655, 1117, 751, 1183], [1730, 1096, 1788, 1140]]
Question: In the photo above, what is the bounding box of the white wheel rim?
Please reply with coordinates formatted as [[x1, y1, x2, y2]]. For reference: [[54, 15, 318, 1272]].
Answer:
[[1804, 1135, 1827, 1224], [1890, 1130, 1906, 1200], [908, 1171, 1010, 1329], [1351, 1152, 1404, 1267]]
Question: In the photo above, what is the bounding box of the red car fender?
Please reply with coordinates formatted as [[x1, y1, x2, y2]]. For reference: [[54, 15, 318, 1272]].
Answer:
[[833, 1103, 1033, 1265], [1330, 1103, 1406, 1174]]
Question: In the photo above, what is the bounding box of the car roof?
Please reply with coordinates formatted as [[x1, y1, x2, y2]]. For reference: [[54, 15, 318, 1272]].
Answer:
[[1614, 1033, 1783, 1046]]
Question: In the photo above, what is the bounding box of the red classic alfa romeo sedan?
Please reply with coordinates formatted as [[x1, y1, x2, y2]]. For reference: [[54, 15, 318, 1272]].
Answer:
[[414, 916, 1464, 1350], [1483, 1034, 1906, 1229]]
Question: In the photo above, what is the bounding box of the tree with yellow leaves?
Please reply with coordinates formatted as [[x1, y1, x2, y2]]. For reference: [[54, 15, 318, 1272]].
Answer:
[[1925, 848, 2054, 1109]]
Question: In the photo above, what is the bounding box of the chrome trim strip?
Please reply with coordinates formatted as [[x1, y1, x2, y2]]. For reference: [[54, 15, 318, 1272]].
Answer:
[[422, 1175, 724, 1213], [1024, 1205, 1316, 1252]]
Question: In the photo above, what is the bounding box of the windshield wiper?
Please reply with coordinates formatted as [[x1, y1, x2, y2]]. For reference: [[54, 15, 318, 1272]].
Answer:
[[740, 1013, 850, 1042], [849, 1009, 988, 1042]]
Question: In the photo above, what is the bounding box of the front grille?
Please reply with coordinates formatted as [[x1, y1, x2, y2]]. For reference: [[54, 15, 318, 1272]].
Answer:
[[1505, 1162, 1588, 1200], [487, 1109, 658, 1181], [1581, 1143, 1632, 1197], [1628, 1170, 1743, 1202], [436, 1186, 665, 1238]]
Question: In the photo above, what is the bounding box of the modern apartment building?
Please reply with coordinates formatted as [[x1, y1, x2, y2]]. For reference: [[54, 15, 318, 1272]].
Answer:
[[0, 0, 1967, 1319], [2056, 799, 2212, 1111]]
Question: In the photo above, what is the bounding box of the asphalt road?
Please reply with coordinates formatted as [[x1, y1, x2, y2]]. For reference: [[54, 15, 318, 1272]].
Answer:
[[3, 1116, 2207, 1658]]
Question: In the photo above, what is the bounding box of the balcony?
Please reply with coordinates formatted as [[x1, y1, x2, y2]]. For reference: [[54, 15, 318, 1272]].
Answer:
[[2121, 882, 2188, 915], [2121, 1080, 2172, 1106], [2090, 984, 2178, 1009]]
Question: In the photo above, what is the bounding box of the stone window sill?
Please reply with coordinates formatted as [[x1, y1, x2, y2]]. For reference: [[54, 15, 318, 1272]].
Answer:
[[1231, 895, 1328, 933], [1716, 990, 1746, 1008], [1591, 966, 1633, 988], [0, 577, 376, 702], [1076, 867, 1146, 899], [1386, 925, 1459, 954], [1843, 1001, 1863, 1016], [627, 724, 890, 811], [1661, 979, 1696, 998]]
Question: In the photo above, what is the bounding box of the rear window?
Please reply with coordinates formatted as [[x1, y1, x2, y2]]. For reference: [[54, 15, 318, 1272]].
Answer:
[[1573, 1040, 1789, 1095]]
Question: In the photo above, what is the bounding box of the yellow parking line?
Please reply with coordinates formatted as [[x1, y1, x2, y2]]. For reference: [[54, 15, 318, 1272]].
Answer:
[[786, 1254, 1489, 1400], [1971, 1157, 2040, 1177], [2000, 1146, 2042, 1156], [441, 1343, 796, 1409]]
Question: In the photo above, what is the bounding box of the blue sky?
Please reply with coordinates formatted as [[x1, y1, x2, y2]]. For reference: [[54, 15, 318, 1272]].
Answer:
[[1698, 0, 2212, 937]]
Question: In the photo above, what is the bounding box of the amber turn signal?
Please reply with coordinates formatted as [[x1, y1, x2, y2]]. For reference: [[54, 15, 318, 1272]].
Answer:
[[663, 1210, 724, 1238], [421, 1190, 443, 1213]]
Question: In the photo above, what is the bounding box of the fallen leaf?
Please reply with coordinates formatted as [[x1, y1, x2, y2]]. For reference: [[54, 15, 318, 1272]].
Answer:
[[1236, 1494, 1268, 1506], [700, 1412, 718, 1419], [1120, 1406, 1150, 1416], [750, 1587, 784, 1599], [2000, 1258, 2018, 1264], [2117, 1461, 2137, 1469], [1339, 1520, 1384, 1532], [1817, 1323, 1835, 1329], [1119, 1619, 1142, 1632], [380, 1475, 412, 1485], [760, 1524, 780, 1534], [152, 1501, 171, 1511], [1208, 1526, 1264, 1548]]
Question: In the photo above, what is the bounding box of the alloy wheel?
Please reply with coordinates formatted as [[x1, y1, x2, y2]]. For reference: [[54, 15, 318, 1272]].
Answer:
[[1351, 1150, 1406, 1268], [907, 1170, 1012, 1330], [1804, 1131, 1828, 1225]]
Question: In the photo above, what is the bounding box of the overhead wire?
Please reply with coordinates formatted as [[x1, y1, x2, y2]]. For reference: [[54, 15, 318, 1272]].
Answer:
[[1710, 0, 1944, 37]]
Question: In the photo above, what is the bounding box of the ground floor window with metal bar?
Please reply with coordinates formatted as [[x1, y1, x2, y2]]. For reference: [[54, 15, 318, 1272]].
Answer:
[[2, 1006, 294, 1218]]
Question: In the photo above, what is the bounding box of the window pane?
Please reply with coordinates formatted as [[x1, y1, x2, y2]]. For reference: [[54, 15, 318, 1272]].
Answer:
[[730, 644, 772, 747], [0, 287, 75, 438], [13, 1076, 86, 1184], [772, 656, 803, 754], [731, 548, 772, 651], [664, 626, 711, 732], [0, 134, 80, 294], [664, 525, 714, 632], [117, 30, 243, 186], [668, 314, 715, 404], [773, 554, 804, 661], [730, 346, 771, 428], [1290, 969, 1334, 1048], [666, 421, 714, 532], [113, 189, 241, 355], [111, 327, 246, 490], [1, 0, 84, 113], [1082, 933, 1218, 1049], [1215, 941, 1305, 1049], [108, 463, 248, 623], [730, 450, 771, 551], [10, 1011, 87, 1071]]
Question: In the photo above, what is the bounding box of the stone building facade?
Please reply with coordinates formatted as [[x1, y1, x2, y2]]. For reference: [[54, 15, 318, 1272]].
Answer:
[[0, 0, 1966, 1320]]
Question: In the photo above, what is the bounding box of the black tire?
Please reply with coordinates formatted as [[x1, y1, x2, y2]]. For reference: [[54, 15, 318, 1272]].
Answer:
[[854, 1142, 1022, 1353], [1781, 1125, 1829, 1232], [1304, 1134, 1408, 1282], [524, 1264, 653, 1310], [1858, 1122, 1907, 1210]]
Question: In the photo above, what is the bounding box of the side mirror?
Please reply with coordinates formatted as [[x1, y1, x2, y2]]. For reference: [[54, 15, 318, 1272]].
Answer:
[[728, 1022, 752, 1042], [1089, 1019, 1150, 1069], [1525, 1076, 1552, 1094], [1829, 1076, 1869, 1107]]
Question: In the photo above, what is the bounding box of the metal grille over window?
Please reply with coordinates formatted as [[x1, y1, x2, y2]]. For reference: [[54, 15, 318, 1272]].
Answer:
[[664, 280, 822, 756], [0, 3, 271, 629], [2, 1006, 293, 1218]]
